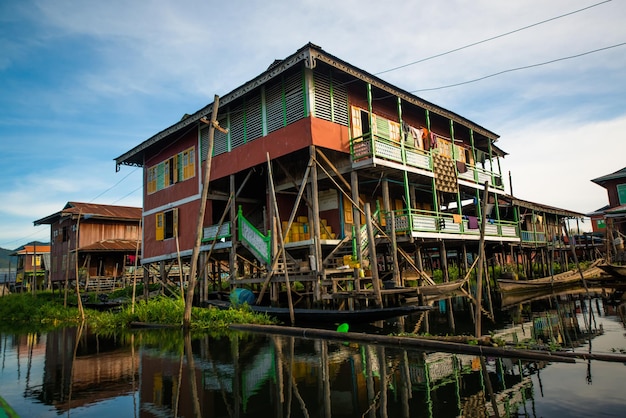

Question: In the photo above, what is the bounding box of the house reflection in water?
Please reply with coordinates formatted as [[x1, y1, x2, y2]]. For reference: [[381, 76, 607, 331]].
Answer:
[[39, 329, 139, 413], [138, 333, 535, 417]]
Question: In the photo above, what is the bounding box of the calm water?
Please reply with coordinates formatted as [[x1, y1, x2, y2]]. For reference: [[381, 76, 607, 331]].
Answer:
[[1, 288, 625, 418]]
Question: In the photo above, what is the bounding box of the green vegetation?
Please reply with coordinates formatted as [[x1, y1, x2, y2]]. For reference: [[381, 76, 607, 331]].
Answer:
[[0, 291, 276, 335]]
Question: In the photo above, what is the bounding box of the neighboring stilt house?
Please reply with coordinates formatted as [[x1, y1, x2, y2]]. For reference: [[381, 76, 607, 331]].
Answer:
[[115, 43, 585, 307], [10, 242, 50, 291], [34, 202, 142, 291]]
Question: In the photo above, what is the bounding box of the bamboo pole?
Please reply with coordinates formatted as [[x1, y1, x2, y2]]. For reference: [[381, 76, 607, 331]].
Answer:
[[184, 94, 221, 328], [475, 181, 489, 338], [365, 203, 383, 307], [131, 218, 141, 314], [257, 155, 313, 304], [74, 211, 85, 320], [266, 153, 295, 325], [230, 324, 578, 364]]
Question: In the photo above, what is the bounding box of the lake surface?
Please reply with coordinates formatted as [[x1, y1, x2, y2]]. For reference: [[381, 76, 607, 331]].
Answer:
[[1, 287, 625, 417]]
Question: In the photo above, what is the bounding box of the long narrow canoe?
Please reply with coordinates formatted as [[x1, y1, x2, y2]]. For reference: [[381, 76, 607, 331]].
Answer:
[[598, 263, 626, 279], [497, 260, 604, 293]]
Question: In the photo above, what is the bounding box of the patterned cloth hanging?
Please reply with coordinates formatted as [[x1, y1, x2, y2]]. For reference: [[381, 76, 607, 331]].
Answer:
[[433, 153, 458, 193]]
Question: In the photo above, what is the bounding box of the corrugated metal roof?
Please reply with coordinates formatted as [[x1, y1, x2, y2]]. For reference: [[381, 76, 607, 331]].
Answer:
[[34, 202, 141, 225], [508, 196, 585, 218], [591, 167, 626, 185], [10, 245, 51, 256], [78, 239, 141, 252], [115, 42, 503, 168]]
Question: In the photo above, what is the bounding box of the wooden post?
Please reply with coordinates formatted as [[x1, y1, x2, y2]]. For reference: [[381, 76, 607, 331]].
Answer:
[[365, 203, 383, 308], [382, 179, 401, 286], [351, 171, 363, 286], [266, 153, 295, 325], [229, 174, 238, 283], [184, 95, 220, 328], [309, 145, 323, 296], [475, 181, 489, 338]]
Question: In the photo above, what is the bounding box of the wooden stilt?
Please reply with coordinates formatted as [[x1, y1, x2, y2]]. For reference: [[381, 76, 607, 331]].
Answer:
[[475, 181, 489, 338], [266, 153, 295, 325], [365, 203, 383, 308]]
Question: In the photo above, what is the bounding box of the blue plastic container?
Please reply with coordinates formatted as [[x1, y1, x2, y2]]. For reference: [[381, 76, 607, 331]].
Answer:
[[230, 288, 255, 306]]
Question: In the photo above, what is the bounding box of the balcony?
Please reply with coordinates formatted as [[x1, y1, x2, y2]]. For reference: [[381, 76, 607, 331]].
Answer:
[[385, 209, 520, 241], [351, 134, 504, 190]]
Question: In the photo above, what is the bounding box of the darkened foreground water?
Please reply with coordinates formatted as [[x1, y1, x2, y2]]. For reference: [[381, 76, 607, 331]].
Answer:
[[1, 288, 625, 417]]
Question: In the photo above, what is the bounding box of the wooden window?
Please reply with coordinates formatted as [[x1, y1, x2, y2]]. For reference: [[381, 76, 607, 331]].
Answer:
[[147, 147, 195, 194], [350, 107, 363, 138], [155, 213, 164, 241], [155, 208, 178, 241], [31, 255, 41, 267], [147, 166, 157, 194], [181, 147, 195, 180]]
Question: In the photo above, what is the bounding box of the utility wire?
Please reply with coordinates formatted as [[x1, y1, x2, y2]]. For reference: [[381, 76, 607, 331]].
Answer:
[[410, 42, 626, 93], [375, 0, 612, 76], [89, 167, 139, 203]]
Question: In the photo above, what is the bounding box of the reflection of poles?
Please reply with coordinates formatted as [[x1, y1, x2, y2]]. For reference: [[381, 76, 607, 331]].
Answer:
[[184, 331, 202, 418], [273, 335, 285, 411], [174, 334, 184, 418], [24, 333, 35, 398], [423, 353, 433, 418], [68, 322, 85, 417], [480, 356, 501, 418], [399, 350, 412, 418], [321, 340, 331, 418], [364, 346, 376, 418], [131, 334, 138, 418], [377, 346, 388, 418], [285, 336, 309, 418], [231, 333, 241, 418]]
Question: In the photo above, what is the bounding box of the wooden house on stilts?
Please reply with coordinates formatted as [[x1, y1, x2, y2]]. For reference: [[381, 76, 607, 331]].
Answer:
[[115, 43, 586, 309]]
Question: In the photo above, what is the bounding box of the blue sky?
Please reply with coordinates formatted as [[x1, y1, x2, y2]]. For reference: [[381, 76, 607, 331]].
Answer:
[[1, 0, 625, 248]]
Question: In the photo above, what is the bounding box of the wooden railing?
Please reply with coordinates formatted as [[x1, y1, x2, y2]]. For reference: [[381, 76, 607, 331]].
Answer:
[[386, 209, 520, 239], [351, 133, 504, 189]]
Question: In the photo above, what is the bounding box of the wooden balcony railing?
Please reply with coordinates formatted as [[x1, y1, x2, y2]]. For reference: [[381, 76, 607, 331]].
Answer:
[[385, 209, 519, 239], [351, 134, 504, 189]]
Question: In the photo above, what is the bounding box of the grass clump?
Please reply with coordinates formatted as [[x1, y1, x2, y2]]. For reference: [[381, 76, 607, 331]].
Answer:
[[2, 291, 277, 335]]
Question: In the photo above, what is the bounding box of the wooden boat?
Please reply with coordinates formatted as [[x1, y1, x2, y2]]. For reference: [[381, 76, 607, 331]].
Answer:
[[415, 280, 466, 296], [497, 260, 604, 293], [597, 263, 626, 279], [500, 286, 607, 308], [204, 299, 433, 324]]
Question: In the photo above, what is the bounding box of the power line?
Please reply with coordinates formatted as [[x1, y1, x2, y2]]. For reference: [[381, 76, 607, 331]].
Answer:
[[410, 42, 626, 93], [112, 185, 143, 205], [0, 225, 49, 249], [374, 0, 612, 76], [89, 166, 139, 203]]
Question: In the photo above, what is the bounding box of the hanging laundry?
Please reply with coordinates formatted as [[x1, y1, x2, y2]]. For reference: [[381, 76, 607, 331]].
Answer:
[[468, 216, 479, 229], [452, 214, 462, 224], [456, 160, 467, 173], [409, 126, 424, 149], [430, 132, 438, 148]]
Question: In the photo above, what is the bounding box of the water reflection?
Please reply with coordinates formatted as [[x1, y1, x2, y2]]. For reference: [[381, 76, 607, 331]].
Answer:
[[1, 287, 625, 417]]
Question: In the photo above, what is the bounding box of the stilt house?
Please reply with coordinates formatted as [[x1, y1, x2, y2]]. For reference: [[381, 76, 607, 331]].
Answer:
[[34, 202, 142, 291], [115, 43, 584, 306]]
